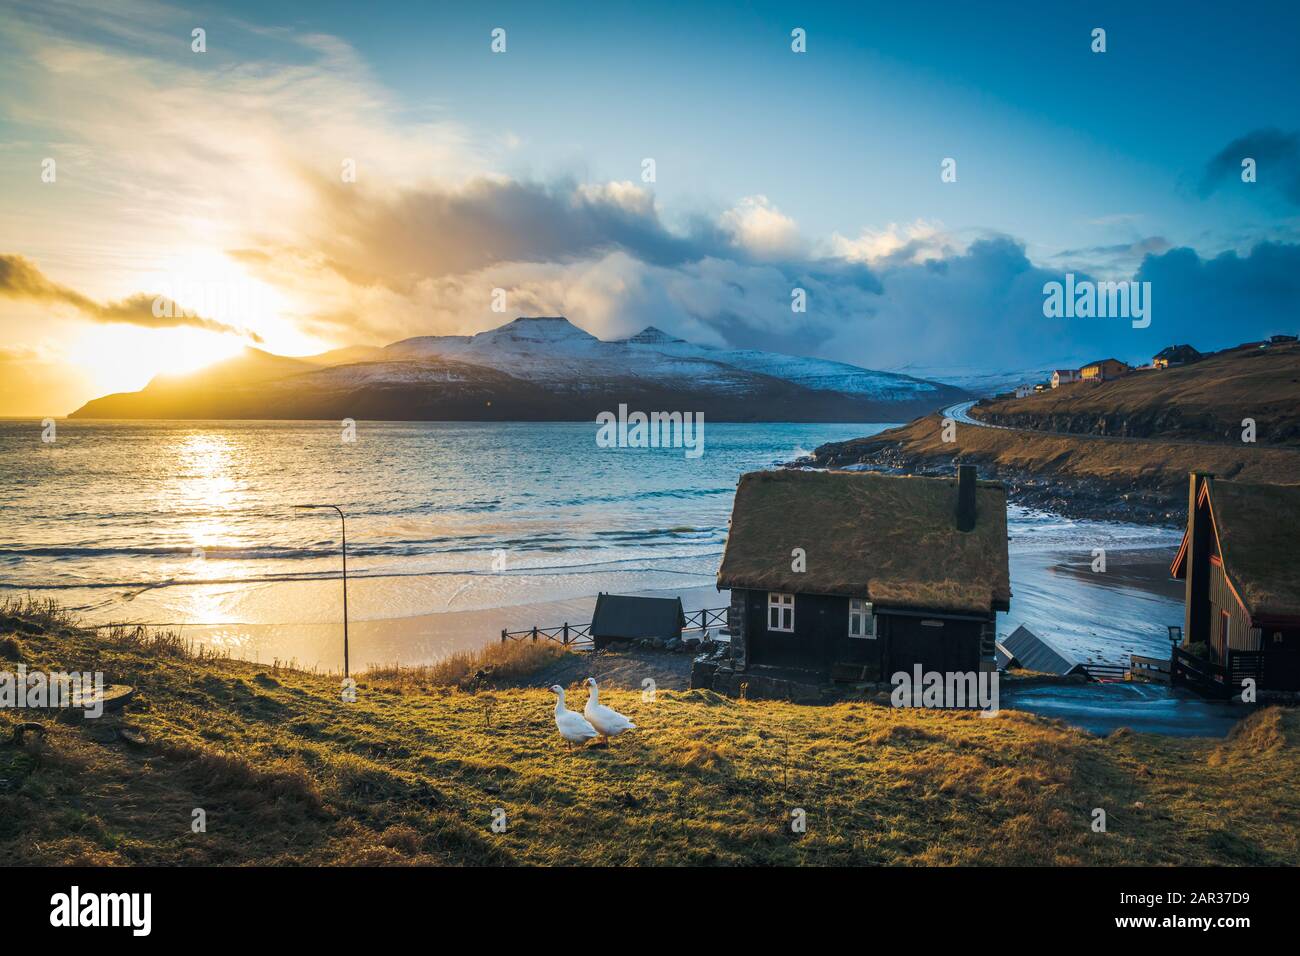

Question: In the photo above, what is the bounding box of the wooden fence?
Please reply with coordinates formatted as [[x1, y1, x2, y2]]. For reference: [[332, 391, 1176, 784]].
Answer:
[[1171, 645, 1230, 697], [501, 605, 729, 651], [1130, 653, 1171, 684], [1079, 661, 1129, 682]]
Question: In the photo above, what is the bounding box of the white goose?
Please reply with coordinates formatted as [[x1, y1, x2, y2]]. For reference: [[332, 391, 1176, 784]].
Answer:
[[548, 685, 598, 751], [583, 676, 636, 745]]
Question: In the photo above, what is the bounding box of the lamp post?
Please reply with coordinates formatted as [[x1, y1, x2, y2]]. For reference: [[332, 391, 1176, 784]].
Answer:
[[295, 504, 349, 678]]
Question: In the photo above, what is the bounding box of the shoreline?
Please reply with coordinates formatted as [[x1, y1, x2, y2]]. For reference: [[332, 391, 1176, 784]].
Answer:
[[71, 538, 1184, 673], [797, 412, 1300, 527], [95, 583, 729, 673]]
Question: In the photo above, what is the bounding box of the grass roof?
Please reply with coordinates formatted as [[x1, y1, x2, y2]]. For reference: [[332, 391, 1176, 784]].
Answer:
[[1211, 480, 1300, 621], [716, 469, 1010, 615]]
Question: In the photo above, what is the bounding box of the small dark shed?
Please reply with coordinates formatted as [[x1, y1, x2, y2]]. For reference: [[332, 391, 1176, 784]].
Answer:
[[590, 593, 686, 648], [998, 625, 1082, 676]]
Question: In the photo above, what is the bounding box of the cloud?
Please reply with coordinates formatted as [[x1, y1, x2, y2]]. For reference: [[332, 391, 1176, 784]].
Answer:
[[4, 1, 1297, 390], [0, 254, 260, 340], [1048, 236, 1172, 277], [830, 220, 955, 266], [1199, 128, 1300, 206], [1134, 241, 1300, 341], [716, 196, 806, 260]]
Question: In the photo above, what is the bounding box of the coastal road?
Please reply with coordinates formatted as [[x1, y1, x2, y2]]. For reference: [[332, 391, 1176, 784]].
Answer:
[[942, 399, 1299, 452], [943, 400, 1006, 429]]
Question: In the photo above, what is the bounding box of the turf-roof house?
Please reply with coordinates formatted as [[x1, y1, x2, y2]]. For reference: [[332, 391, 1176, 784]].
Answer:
[[1171, 473, 1300, 692], [709, 465, 1010, 692]]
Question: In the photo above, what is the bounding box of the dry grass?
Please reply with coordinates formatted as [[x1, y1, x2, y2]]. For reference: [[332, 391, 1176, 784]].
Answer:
[[2, 605, 1298, 866], [851, 413, 1300, 493], [980, 342, 1300, 446], [0, 595, 79, 634], [363, 641, 568, 691]]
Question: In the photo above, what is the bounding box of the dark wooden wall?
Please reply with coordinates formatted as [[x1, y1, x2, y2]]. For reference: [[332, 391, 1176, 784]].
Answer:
[[737, 588, 986, 679]]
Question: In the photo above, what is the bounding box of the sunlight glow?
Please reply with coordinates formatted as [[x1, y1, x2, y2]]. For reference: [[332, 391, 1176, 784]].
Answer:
[[66, 325, 246, 394]]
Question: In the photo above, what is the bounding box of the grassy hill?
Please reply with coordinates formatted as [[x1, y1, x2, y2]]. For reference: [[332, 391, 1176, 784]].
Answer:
[[978, 342, 1300, 446], [812, 411, 1300, 524], [2, 601, 1297, 866]]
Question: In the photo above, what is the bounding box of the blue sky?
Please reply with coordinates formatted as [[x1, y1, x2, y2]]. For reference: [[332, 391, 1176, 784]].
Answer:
[[1, 0, 1299, 412], [201, 0, 1300, 257]]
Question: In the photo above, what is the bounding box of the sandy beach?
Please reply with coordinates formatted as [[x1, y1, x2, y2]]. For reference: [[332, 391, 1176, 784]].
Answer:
[[86, 543, 1185, 673]]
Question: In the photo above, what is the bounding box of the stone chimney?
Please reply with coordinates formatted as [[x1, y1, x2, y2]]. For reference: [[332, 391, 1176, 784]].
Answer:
[[956, 464, 977, 532]]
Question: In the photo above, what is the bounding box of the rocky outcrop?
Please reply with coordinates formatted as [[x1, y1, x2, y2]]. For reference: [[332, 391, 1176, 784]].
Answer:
[[976, 408, 1300, 446], [799, 433, 1187, 526]]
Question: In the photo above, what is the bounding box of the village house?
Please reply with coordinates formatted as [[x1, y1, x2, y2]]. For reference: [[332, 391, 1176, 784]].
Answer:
[[699, 466, 1011, 699], [1171, 473, 1300, 693], [1153, 344, 1202, 369], [1050, 369, 1080, 388], [1013, 383, 1034, 398], [1079, 357, 1129, 382]]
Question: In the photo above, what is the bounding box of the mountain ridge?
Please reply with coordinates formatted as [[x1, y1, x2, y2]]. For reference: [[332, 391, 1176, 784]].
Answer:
[[69, 316, 970, 422]]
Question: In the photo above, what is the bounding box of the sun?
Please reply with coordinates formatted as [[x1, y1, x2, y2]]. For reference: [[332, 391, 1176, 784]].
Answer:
[[64, 249, 330, 395], [68, 325, 248, 395]]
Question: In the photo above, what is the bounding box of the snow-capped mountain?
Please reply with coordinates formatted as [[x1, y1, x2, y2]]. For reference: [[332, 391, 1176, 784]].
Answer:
[[881, 362, 1059, 397], [71, 316, 969, 421], [383, 317, 949, 402]]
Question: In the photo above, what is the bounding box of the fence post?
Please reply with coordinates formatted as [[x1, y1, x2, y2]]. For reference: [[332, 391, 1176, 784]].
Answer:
[[532, 626, 538, 643], [563, 623, 569, 645], [501, 628, 507, 644]]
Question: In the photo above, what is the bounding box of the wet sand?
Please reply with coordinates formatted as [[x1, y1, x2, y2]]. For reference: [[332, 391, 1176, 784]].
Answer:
[[163, 584, 726, 672], [144, 544, 1185, 674], [1003, 546, 1183, 667]]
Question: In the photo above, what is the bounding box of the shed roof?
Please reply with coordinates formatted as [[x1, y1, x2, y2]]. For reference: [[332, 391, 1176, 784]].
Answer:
[[1000, 625, 1082, 676], [716, 469, 1011, 615], [590, 593, 686, 639]]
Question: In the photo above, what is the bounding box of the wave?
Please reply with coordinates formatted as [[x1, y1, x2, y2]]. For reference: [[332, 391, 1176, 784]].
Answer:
[[0, 549, 725, 593]]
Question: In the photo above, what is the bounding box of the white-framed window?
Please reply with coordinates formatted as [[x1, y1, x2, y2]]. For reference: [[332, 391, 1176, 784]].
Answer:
[[848, 599, 876, 639], [767, 592, 794, 632]]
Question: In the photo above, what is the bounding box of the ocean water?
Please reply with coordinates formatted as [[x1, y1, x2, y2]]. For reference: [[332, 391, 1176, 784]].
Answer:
[[0, 419, 1183, 669]]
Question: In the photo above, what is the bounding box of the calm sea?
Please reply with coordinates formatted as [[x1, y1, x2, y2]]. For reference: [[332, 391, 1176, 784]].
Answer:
[[0, 419, 1183, 668]]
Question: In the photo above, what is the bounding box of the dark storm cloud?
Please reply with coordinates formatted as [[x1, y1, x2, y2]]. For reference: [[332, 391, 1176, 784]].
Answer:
[[1199, 128, 1300, 206], [0, 254, 260, 340]]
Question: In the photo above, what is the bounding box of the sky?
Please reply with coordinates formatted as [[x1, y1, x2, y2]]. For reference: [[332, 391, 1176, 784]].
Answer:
[[2, 0, 1299, 414]]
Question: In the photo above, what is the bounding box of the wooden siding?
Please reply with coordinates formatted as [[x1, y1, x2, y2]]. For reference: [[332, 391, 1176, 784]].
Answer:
[[736, 588, 988, 680], [1210, 561, 1260, 653]]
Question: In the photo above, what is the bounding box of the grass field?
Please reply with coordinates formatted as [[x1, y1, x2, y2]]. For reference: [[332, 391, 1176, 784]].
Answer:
[[896, 412, 1298, 486], [2, 600, 1296, 866], [979, 342, 1300, 446]]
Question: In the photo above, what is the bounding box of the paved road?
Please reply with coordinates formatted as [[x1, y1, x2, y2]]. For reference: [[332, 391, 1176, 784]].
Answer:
[[942, 399, 1300, 454], [943, 400, 1003, 428], [1001, 680, 1253, 737]]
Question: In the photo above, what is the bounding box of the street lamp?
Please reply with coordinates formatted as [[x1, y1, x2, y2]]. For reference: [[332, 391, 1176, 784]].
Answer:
[[294, 504, 350, 678]]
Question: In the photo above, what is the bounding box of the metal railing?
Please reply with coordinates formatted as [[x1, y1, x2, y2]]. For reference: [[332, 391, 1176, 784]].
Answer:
[[501, 605, 728, 651]]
